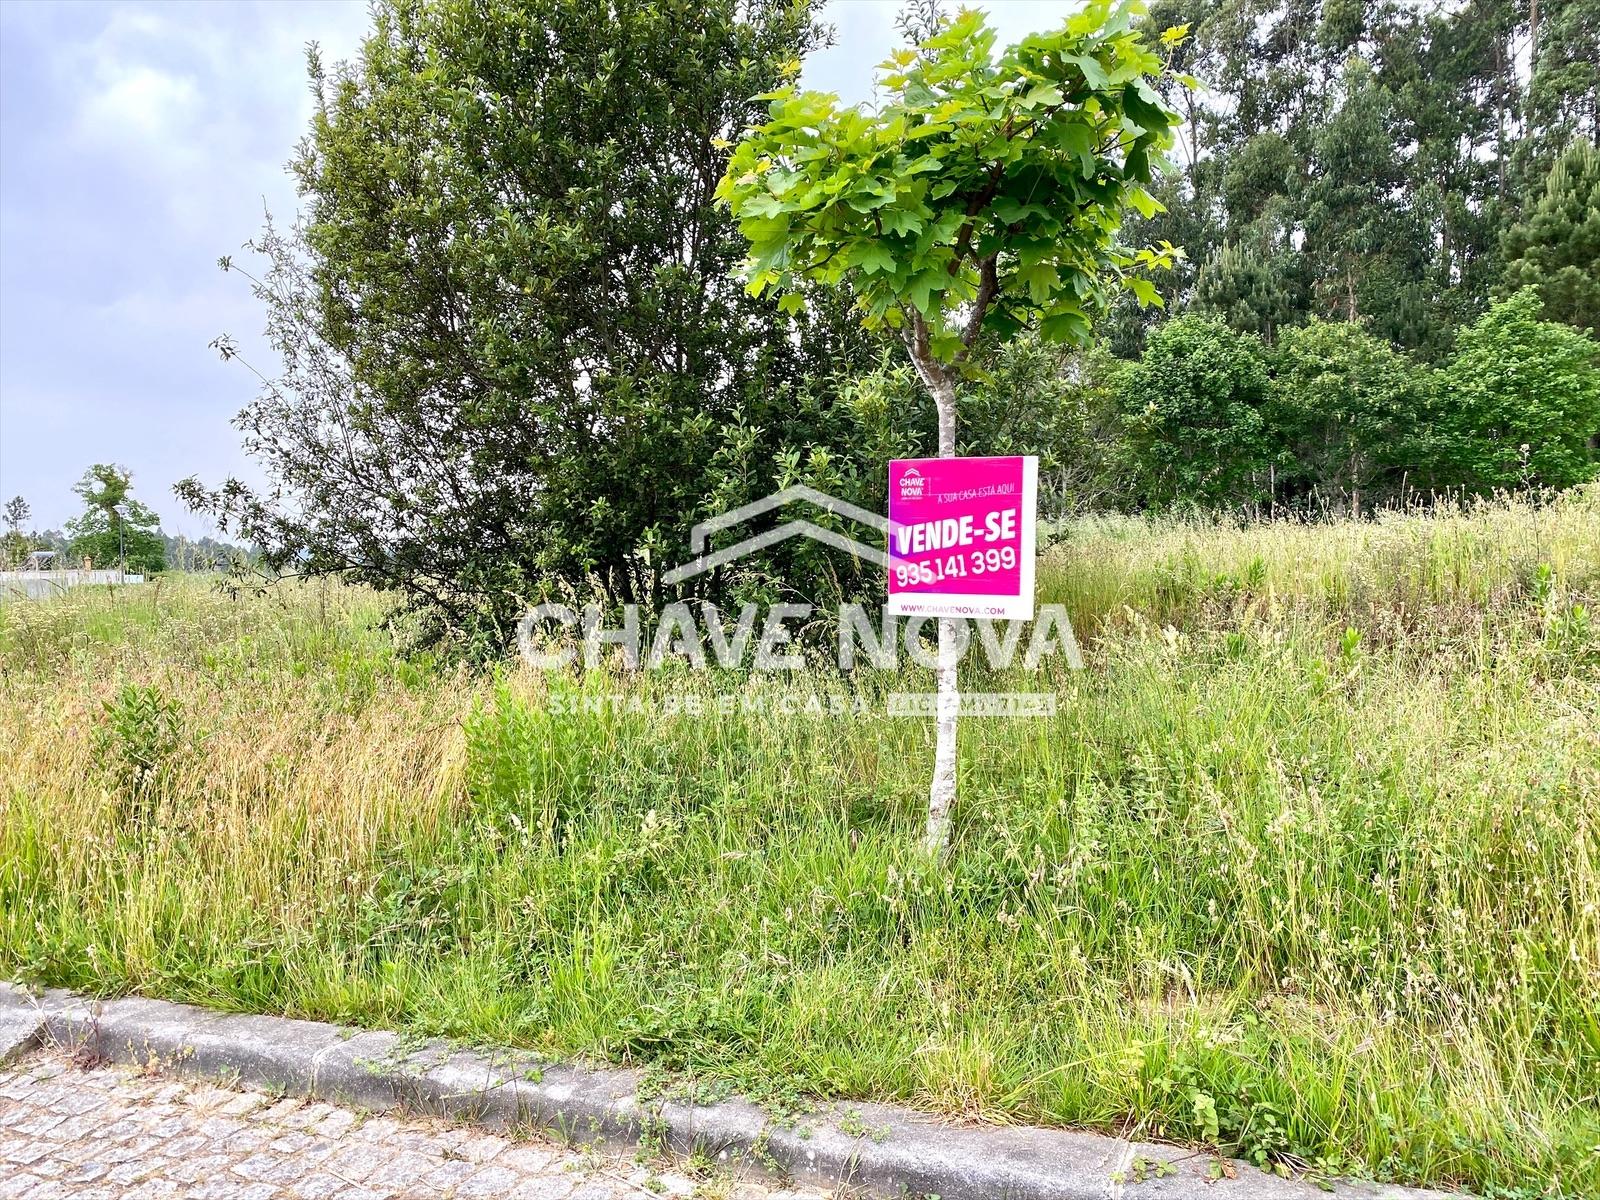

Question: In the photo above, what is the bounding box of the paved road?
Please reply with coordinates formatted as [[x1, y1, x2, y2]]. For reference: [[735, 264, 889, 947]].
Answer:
[[0, 1052, 829, 1200]]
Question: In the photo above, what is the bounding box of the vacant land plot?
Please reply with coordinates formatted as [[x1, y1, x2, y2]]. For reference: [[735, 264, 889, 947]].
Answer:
[[2, 492, 1597, 1197]]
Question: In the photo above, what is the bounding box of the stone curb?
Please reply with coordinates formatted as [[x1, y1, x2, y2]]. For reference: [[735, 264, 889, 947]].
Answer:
[[0, 983, 1457, 1200]]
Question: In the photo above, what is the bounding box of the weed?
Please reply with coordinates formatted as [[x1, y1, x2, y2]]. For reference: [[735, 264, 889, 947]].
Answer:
[[838, 1108, 891, 1143], [95, 682, 184, 818]]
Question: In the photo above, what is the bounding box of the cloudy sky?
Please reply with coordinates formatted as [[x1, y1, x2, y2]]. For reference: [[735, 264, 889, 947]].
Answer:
[[0, 0, 1078, 533]]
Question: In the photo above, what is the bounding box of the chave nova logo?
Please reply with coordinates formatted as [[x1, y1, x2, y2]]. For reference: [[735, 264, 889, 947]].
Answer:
[[896, 467, 925, 501], [517, 486, 1081, 676], [660, 485, 887, 584]]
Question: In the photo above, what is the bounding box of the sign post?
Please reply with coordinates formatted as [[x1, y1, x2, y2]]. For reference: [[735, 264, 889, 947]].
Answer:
[[886, 455, 1038, 621]]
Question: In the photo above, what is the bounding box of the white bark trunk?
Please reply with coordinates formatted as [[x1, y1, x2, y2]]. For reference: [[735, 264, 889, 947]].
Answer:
[[926, 613, 960, 851], [924, 365, 959, 854]]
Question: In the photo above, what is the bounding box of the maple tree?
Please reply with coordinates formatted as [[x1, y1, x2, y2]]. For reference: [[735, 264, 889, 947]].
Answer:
[[720, 2, 1187, 850]]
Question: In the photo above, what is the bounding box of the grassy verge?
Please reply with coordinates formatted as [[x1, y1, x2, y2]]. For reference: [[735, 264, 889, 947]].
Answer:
[[2, 491, 1598, 1197]]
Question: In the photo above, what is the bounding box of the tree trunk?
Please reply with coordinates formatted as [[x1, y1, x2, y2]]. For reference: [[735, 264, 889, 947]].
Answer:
[[1529, 0, 1540, 82], [1495, 37, 1509, 197], [906, 328, 961, 854], [902, 248, 1002, 853], [927, 371, 960, 854]]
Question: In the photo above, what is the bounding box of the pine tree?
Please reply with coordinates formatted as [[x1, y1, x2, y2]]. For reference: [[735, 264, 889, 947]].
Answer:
[[1195, 239, 1306, 345], [1502, 139, 1600, 334]]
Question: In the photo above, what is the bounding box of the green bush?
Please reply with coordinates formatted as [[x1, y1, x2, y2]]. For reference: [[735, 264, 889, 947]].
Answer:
[[94, 683, 185, 829], [1116, 313, 1272, 509], [1268, 319, 1428, 509], [1429, 289, 1600, 491], [183, 0, 879, 650]]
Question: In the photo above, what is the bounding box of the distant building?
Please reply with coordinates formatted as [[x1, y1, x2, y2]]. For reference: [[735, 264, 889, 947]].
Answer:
[[0, 555, 145, 601]]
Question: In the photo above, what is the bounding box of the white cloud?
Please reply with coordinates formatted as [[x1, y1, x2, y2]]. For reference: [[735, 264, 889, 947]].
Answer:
[[806, 0, 1086, 105], [3, 0, 1080, 531], [0, 0, 368, 529], [77, 64, 199, 146]]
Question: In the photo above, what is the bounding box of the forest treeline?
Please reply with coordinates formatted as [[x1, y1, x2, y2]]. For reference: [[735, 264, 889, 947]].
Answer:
[[1124, 0, 1596, 352], [178, 0, 1598, 648], [1074, 0, 1600, 508]]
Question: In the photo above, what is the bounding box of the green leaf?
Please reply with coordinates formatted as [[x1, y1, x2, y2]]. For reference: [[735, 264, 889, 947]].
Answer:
[[1122, 83, 1170, 136], [1017, 262, 1061, 304], [1039, 308, 1091, 343], [993, 197, 1051, 224], [1128, 277, 1164, 308], [1024, 82, 1064, 107], [1047, 119, 1094, 156], [739, 215, 793, 243], [880, 207, 926, 236], [929, 329, 965, 360], [986, 307, 1024, 339], [850, 242, 898, 275], [843, 179, 895, 212], [905, 266, 945, 315], [738, 193, 786, 219], [1124, 143, 1152, 183], [1068, 54, 1109, 90], [1128, 186, 1162, 218]]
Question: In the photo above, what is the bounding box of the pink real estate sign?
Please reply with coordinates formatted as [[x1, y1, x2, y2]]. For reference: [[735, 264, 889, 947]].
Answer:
[[887, 455, 1038, 621]]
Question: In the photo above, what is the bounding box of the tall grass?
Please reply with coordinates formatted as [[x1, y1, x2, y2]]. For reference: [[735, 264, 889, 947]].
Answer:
[[2, 491, 1597, 1197]]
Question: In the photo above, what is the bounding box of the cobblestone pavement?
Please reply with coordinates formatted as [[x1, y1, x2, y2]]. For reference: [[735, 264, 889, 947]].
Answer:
[[0, 1052, 832, 1200]]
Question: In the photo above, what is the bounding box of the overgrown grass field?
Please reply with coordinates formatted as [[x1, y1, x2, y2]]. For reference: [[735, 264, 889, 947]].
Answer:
[[3, 493, 1598, 1197]]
